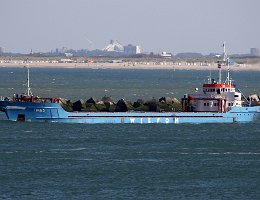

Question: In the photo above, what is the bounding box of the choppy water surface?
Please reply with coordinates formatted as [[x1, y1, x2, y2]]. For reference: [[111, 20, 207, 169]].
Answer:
[[0, 68, 260, 199]]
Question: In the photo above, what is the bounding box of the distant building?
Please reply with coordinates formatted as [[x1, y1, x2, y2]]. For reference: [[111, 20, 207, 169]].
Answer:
[[161, 51, 172, 58], [0, 47, 4, 55], [61, 47, 68, 53], [55, 47, 68, 54], [250, 48, 260, 57], [123, 44, 141, 55], [103, 40, 124, 52]]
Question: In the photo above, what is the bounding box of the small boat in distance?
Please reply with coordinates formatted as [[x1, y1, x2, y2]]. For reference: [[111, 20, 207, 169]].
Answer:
[[0, 44, 260, 124]]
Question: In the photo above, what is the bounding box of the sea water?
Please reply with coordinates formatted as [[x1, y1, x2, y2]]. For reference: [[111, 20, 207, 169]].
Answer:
[[0, 68, 260, 199]]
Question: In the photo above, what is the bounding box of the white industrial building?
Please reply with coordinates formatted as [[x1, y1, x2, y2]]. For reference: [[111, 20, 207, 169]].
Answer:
[[102, 40, 124, 52]]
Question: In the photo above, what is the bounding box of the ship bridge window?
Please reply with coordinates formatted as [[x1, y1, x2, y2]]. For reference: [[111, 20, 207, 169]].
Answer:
[[217, 89, 220, 94]]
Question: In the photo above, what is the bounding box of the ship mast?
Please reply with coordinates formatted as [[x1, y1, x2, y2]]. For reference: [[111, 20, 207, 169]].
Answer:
[[223, 41, 227, 62], [226, 57, 231, 85], [223, 42, 232, 86], [218, 61, 222, 84], [25, 62, 33, 96], [219, 41, 231, 85], [217, 42, 224, 83]]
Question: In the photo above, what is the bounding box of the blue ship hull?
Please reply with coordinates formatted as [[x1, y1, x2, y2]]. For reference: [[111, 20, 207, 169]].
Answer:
[[1, 101, 260, 123]]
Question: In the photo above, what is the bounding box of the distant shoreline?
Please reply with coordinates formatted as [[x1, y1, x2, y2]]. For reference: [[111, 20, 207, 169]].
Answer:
[[0, 62, 260, 71]]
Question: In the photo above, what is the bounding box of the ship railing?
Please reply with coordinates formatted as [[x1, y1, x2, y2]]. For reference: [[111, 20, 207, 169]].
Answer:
[[14, 96, 61, 103], [190, 94, 223, 99]]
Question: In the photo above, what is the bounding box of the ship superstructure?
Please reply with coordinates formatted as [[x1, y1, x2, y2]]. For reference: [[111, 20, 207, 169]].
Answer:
[[182, 42, 244, 113]]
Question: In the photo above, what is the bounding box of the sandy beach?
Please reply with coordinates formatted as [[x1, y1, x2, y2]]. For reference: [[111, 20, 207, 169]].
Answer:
[[0, 61, 260, 71]]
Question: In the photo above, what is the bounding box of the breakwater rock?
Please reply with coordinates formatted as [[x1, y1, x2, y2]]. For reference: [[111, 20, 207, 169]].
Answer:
[[60, 96, 182, 112], [248, 94, 260, 106]]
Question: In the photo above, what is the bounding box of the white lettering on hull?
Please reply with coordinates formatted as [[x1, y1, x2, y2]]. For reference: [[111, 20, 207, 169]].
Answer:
[[165, 118, 170, 124], [35, 108, 45, 112], [129, 117, 171, 124], [174, 118, 179, 124]]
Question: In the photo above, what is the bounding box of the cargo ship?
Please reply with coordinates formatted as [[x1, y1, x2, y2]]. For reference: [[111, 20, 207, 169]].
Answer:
[[0, 45, 260, 124]]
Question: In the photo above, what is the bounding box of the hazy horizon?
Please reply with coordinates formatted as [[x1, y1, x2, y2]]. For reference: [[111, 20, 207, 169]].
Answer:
[[1, 0, 260, 54]]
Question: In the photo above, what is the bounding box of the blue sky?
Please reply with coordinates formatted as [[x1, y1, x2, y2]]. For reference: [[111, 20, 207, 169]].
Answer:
[[0, 0, 259, 54]]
